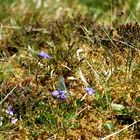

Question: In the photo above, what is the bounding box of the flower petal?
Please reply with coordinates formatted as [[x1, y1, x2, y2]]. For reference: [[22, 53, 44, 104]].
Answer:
[[38, 51, 52, 59], [84, 87, 94, 95], [11, 118, 18, 124], [58, 94, 67, 100], [6, 106, 14, 116], [52, 90, 60, 96], [52, 90, 67, 100]]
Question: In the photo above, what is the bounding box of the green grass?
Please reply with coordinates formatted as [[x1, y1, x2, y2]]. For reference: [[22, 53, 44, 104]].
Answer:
[[0, 0, 140, 139]]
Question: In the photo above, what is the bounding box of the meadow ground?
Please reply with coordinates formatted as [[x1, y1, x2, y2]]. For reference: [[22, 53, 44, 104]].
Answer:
[[0, 0, 140, 139]]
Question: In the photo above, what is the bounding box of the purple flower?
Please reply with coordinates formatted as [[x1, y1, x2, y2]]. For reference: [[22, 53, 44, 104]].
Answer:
[[11, 118, 18, 124], [6, 106, 14, 116], [84, 87, 94, 95], [5, 106, 18, 124], [52, 90, 67, 100], [38, 51, 52, 59]]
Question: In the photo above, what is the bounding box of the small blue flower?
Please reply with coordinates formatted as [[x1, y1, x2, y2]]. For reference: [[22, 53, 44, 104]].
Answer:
[[6, 106, 14, 116], [84, 87, 94, 95], [52, 90, 67, 100], [38, 51, 52, 59]]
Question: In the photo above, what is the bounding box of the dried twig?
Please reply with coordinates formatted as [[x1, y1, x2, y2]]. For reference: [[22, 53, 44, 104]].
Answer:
[[1, 25, 50, 34], [0, 85, 18, 105]]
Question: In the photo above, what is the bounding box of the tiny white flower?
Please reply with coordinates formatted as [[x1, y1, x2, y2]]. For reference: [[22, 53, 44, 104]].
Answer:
[[0, 116, 3, 126], [11, 118, 18, 124]]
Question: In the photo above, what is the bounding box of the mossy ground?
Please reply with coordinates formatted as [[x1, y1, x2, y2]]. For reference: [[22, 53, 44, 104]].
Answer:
[[0, 0, 140, 139]]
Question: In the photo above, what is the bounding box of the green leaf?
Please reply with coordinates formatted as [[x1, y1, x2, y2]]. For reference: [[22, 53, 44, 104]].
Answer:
[[111, 103, 125, 112], [0, 71, 3, 83], [65, 113, 75, 119], [103, 122, 114, 132], [95, 92, 101, 101], [0, 0, 15, 4], [75, 99, 84, 107], [57, 76, 67, 91], [135, 97, 140, 103]]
